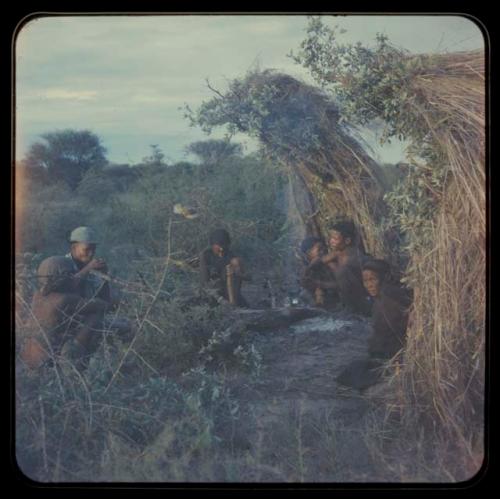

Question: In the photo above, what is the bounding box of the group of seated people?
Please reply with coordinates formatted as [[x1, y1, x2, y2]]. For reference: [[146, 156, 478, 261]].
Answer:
[[20, 221, 412, 388], [21, 225, 248, 371], [299, 221, 412, 389], [199, 221, 412, 392]]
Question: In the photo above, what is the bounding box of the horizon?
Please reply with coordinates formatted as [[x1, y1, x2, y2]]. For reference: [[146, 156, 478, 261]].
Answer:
[[15, 14, 485, 166]]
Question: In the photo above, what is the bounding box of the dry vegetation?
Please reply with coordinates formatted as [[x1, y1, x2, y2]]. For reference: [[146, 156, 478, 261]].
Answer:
[[388, 49, 486, 477], [186, 26, 486, 480], [15, 19, 486, 483], [14, 152, 291, 482]]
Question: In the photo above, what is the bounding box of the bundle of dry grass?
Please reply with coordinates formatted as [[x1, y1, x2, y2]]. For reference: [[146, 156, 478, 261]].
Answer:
[[196, 70, 391, 257], [190, 49, 486, 478], [389, 50, 486, 477]]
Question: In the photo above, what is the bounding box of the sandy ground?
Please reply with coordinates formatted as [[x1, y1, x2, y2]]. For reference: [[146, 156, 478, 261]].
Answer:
[[214, 308, 392, 482]]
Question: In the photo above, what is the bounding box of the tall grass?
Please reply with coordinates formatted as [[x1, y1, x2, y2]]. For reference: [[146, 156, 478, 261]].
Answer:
[[390, 50, 486, 479], [186, 45, 486, 480]]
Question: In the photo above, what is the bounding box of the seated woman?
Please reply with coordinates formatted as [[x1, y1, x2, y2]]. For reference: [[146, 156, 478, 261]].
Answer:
[[299, 236, 338, 310], [336, 258, 412, 390], [199, 228, 249, 307], [362, 258, 412, 361]]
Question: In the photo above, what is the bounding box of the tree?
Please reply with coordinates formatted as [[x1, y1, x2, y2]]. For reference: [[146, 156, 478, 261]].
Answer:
[[185, 139, 243, 166], [24, 129, 108, 190], [141, 144, 167, 167]]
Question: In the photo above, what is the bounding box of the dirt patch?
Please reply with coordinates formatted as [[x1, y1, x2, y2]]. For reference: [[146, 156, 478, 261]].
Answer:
[[215, 309, 389, 482]]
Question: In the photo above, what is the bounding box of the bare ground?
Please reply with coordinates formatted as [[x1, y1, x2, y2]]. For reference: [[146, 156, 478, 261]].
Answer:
[[207, 309, 392, 482]]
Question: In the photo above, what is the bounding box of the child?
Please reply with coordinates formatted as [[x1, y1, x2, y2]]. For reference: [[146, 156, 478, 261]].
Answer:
[[199, 228, 249, 307], [319, 221, 371, 315], [299, 236, 338, 309]]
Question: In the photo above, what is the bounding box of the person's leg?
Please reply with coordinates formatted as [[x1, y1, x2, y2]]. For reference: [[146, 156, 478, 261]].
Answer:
[[53, 294, 108, 359], [74, 312, 104, 352], [77, 297, 109, 315], [32, 292, 82, 355], [60, 312, 105, 371], [229, 257, 249, 307], [58, 297, 107, 370]]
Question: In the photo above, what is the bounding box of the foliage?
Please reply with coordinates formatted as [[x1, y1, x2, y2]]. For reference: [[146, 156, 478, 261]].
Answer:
[[291, 16, 486, 475], [16, 138, 286, 265], [290, 17, 421, 141], [77, 167, 120, 203], [184, 66, 389, 258], [16, 181, 85, 255], [23, 129, 108, 190], [15, 126, 293, 481], [184, 72, 335, 163], [290, 17, 483, 235], [15, 255, 262, 482], [15, 17, 486, 480], [185, 139, 243, 166], [141, 144, 168, 167]]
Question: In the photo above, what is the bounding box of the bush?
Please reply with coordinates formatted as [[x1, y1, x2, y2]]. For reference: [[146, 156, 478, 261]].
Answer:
[[15, 277, 261, 482]]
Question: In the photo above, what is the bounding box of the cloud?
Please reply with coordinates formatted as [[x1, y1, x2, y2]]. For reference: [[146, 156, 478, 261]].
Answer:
[[42, 88, 98, 101], [15, 15, 484, 165]]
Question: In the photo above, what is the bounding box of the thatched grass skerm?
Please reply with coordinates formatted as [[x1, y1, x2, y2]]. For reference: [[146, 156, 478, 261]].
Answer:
[[291, 17, 485, 479], [184, 70, 391, 259]]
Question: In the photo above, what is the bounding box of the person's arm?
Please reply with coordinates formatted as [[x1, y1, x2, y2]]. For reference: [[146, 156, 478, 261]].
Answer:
[[73, 258, 108, 280], [302, 261, 338, 290], [300, 267, 318, 293], [320, 251, 339, 264], [320, 252, 341, 273], [96, 280, 112, 303], [76, 296, 110, 315], [67, 258, 108, 296], [307, 256, 325, 269]]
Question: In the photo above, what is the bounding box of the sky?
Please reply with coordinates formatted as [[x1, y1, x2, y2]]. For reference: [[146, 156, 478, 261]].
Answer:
[[15, 15, 485, 166]]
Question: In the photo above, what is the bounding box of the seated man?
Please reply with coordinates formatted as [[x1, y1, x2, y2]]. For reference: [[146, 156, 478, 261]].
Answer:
[[199, 228, 248, 307], [65, 226, 111, 303], [336, 258, 412, 391], [27, 255, 109, 370], [314, 221, 372, 316], [299, 236, 338, 310], [23, 226, 128, 371]]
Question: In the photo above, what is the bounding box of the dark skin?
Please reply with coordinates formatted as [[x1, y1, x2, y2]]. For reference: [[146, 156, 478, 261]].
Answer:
[[200, 244, 249, 306], [71, 242, 108, 274], [210, 244, 247, 279], [211, 243, 225, 258], [321, 230, 353, 269], [32, 290, 109, 355], [301, 242, 337, 306], [336, 266, 410, 389], [362, 269, 380, 298], [29, 243, 112, 364], [70, 242, 111, 303], [362, 268, 410, 360], [309, 230, 370, 315], [205, 244, 248, 282]]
